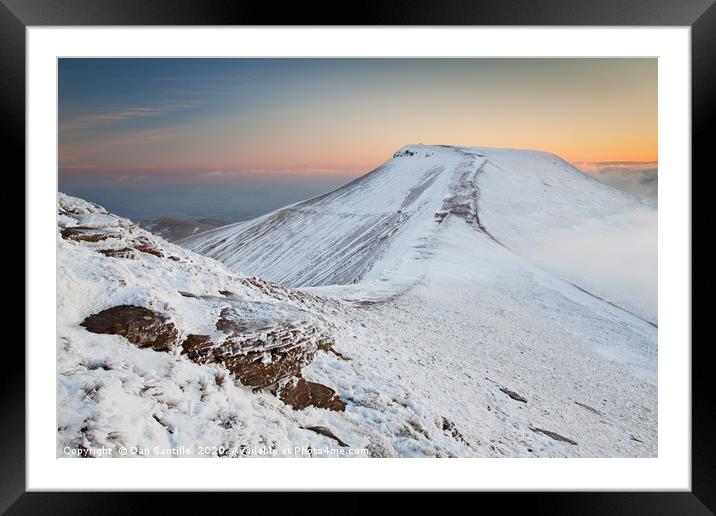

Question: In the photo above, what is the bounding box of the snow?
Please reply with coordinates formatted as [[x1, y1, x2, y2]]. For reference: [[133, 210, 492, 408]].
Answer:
[[302, 217, 656, 457], [58, 144, 657, 458], [56, 193, 356, 458], [187, 146, 464, 288]]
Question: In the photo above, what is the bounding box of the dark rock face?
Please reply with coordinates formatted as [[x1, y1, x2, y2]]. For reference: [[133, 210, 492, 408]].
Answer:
[[179, 316, 328, 392], [302, 425, 350, 447], [317, 339, 350, 360], [133, 245, 164, 258], [277, 376, 346, 412], [530, 427, 578, 446], [98, 248, 136, 259], [222, 346, 314, 390], [180, 335, 317, 391], [441, 417, 469, 446], [215, 307, 250, 336], [81, 305, 179, 352], [61, 227, 120, 243], [82, 301, 345, 411], [177, 321, 346, 408], [181, 334, 215, 363], [212, 304, 330, 390], [499, 387, 527, 403], [59, 199, 172, 262], [130, 236, 165, 258]]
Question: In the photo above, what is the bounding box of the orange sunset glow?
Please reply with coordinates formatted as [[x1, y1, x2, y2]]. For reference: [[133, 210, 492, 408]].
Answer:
[[59, 58, 657, 174]]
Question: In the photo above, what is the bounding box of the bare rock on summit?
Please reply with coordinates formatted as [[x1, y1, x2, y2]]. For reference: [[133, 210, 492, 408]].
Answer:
[[81, 305, 179, 352]]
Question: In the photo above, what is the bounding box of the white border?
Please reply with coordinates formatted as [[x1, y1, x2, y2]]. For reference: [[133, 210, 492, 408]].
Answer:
[[27, 27, 691, 491]]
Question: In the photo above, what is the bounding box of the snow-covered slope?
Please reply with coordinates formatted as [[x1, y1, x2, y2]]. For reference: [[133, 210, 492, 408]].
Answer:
[[59, 144, 657, 458], [183, 145, 658, 457], [57, 194, 361, 457], [186, 144, 655, 320]]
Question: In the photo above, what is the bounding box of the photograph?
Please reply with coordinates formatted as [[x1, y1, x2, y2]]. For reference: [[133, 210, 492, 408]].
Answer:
[[55, 57, 659, 459]]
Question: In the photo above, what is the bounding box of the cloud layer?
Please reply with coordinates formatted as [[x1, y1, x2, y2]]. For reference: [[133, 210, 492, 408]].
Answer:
[[524, 210, 657, 321], [577, 161, 658, 202]]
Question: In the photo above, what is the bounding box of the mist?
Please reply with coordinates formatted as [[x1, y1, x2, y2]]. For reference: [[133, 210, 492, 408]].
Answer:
[[577, 162, 658, 203], [523, 210, 658, 321]]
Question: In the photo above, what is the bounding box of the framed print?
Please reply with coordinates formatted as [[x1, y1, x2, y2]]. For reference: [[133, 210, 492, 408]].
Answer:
[[4, 0, 711, 512]]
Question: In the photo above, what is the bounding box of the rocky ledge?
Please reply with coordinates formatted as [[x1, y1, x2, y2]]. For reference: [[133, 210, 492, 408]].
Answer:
[[81, 303, 345, 412], [81, 305, 179, 352]]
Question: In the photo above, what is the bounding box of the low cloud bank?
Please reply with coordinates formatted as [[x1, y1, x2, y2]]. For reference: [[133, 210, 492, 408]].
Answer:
[[525, 210, 657, 321], [576, 161, 658, 203]]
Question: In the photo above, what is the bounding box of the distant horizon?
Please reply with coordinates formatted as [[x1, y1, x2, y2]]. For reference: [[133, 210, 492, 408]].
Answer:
[[59, 167, 358, 223], [59, 58, 657, 222], [59, 152, 657, 224]]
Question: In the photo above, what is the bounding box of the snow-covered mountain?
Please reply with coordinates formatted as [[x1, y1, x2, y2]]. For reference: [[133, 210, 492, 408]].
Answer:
[[58, 144, 657, 458], [186, 144, 656, 322]]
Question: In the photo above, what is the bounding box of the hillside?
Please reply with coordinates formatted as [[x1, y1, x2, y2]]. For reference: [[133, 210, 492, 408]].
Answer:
[[58, 144, 657, 458], [137, 217, 222, 243]]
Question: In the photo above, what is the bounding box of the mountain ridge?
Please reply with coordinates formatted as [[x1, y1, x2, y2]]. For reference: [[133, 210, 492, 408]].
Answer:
[[184, 144, 654, 321]]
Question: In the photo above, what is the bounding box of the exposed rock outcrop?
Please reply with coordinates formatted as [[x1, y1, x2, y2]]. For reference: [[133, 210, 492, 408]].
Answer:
[[61, 227, 121, 243], [221, 344, 316, 390], [530, 426, 578, 446], [130, 236, 165, 258], [499, 387, 528, 403], [59, 193, 171, 262], [82, 301, 345, 411], [65, 190, 346, 413], [441, 417, 469, 446], [98, 248, 136, 259], [81, 305, 179, 352], [276, 376, 346, 412], [179, 325, 345, 407], [302, 425, 350, 447], [181, 334, 214, 363]]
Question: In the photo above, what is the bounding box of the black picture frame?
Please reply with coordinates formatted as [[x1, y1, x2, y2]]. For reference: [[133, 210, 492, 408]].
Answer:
[[4, 0, 709, 512]]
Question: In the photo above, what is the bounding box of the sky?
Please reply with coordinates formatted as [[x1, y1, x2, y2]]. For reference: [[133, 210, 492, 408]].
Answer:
[[58, 58, 657, 222]]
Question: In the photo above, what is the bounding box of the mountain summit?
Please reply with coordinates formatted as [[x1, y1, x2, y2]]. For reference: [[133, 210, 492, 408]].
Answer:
[[186, 144, 654, 320]]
